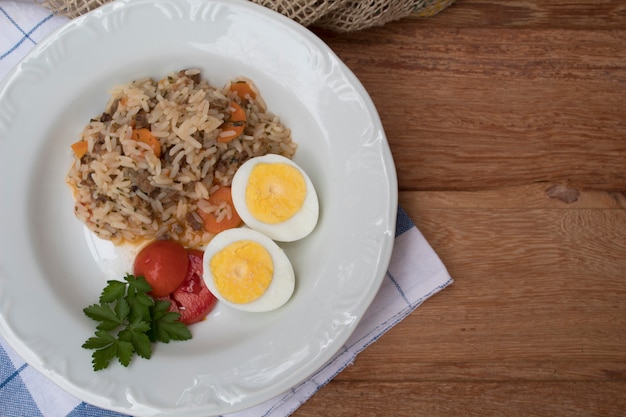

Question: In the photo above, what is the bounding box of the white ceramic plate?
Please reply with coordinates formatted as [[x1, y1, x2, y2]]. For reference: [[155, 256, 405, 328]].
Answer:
[[0, 0, 397, 415]]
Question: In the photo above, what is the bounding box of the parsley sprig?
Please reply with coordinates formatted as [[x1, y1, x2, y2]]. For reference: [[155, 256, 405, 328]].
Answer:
[[82, 274, 192, 371]]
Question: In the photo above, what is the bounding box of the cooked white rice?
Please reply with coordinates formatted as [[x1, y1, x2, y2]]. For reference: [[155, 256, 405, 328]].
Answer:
[[66, 69, 296, 247]]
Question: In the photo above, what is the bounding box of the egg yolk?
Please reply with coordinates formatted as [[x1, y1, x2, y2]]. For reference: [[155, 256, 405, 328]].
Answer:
[[209, 240, 274, 304], [245, 162, 306, 224]]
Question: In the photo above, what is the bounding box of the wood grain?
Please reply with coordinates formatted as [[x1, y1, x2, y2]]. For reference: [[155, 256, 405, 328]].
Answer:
[[413, 0, 626, 29], [296, 381, 626, 416], [313, 3, 626, 192], [294, 186, 626, 416], [295, 1, 626, 416]]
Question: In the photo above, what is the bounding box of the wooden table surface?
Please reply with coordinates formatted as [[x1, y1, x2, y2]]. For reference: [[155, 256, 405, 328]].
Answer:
[[295, 1, 626, 416]]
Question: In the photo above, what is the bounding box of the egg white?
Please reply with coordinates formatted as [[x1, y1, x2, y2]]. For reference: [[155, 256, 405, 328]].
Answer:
[[231, 154, 319, 242], [202, 227, 295, 312]]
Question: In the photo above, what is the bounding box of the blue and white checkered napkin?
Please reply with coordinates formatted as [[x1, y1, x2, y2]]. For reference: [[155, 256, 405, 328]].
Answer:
[[0, 2, 453, 416]]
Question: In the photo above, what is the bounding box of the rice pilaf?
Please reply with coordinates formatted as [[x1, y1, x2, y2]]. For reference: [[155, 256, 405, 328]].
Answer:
[[66, 69, 296, 247]]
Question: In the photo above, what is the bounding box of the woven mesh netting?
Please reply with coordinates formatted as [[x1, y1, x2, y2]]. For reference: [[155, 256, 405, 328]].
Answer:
[[39, 0, 455, 31]]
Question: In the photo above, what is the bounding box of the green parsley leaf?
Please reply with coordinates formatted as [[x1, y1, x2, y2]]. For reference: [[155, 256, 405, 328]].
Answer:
[[99, 280, 127, 303], [115, 340, 135, 368], [114, 296, 130, 322], [92, 343, 118, 371], [118, 320, 152, 360], [126, 292, 153, 324], [154, 313, 192, 343], [82, 274, 192, 371], [149, 300, 192, 343], [125, 274, 152, 294], [82, 330, 116, 350], [83, 303, 123, 331]]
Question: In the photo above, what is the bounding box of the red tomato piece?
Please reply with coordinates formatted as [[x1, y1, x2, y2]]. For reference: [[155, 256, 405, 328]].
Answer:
[[133, 240, 189, 297], [164, 249, 217, 325]]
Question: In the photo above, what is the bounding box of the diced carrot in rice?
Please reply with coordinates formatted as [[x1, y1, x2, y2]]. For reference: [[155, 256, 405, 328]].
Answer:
[[229, 80, 257, 100], [217, 101, 246, 143], [71, 140, 89, 158], [131, 128, 161, 157]]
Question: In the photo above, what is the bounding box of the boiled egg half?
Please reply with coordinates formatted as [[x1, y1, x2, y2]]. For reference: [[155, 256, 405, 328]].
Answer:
[[202, 227, 295, 312], [231, 154, 319, 242]]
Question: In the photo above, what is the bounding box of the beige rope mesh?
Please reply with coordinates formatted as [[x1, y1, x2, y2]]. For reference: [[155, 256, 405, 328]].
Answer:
[[253, 0, 352, 28], [39, 0, 455, 31], [316, 0, 454, 32]]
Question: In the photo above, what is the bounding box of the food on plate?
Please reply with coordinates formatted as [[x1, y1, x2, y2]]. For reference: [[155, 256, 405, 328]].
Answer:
[[196, 186, 242, 234], [133, 240, 217, 323], [82, 247, 218, 371], [73, 70, 319, 359], [82, 274, 192, 371], [157, 249, 217, 325], [133, 239, 189, 297], [218, 101, 247, 143], [66, 69, 296, 247], [202, 228, 295, 312], [231, 154, 319, 242]]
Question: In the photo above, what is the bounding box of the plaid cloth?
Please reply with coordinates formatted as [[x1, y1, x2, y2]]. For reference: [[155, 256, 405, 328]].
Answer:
[[0, 2, 453, 416], [0, 1, 67, 80]]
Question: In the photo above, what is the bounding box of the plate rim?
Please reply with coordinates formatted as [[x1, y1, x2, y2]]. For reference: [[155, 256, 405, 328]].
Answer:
[[0, 0, 398, 415]]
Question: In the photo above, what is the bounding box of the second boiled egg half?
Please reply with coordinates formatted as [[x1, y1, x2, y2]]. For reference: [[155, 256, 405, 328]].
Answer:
[[231, 154, 319, 242], [202, 227, 295, 312]]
